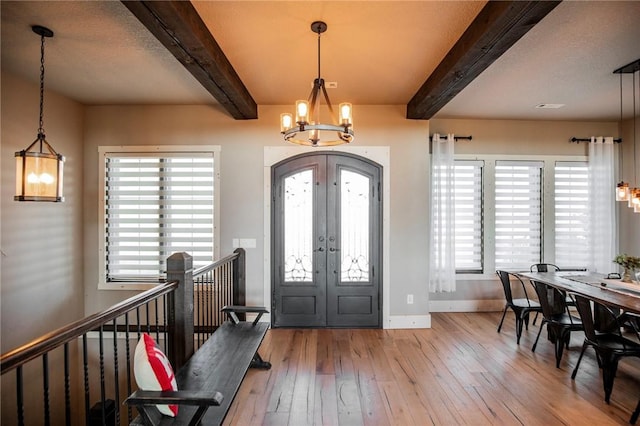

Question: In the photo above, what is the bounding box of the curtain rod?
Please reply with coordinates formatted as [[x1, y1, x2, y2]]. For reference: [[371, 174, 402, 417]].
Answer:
[[429, 135, 473, 142], [569, 137, 622, 144]]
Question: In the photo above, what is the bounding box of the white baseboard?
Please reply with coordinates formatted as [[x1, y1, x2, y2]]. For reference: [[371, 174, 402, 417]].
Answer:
[[386, 315, 432, 329], [429, 299, 504, 312]]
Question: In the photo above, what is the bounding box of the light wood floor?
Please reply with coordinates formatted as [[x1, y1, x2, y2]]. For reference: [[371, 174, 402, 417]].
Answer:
[[224, 312, 640, 425]]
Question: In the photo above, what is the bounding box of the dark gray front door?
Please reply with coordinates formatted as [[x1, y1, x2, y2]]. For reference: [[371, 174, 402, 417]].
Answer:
[[272, 152, 382, 328]]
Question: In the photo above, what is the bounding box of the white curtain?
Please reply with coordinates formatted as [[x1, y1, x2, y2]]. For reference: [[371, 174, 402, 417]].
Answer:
[[588, 136, 617, 273], [428, 134, 456, 292]]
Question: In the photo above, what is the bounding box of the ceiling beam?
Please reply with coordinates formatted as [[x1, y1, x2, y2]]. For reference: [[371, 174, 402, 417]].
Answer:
[[407, 1, 561, 120], [121, 0, 257, 119]]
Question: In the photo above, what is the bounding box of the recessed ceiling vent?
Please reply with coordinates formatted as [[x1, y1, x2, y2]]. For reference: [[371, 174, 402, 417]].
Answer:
[[535, 103, 565, 109]]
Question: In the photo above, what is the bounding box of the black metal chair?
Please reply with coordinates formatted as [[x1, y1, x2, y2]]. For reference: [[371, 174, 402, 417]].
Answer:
[[496, 270, 542, 344], [531, 281, 583, 368], [530, 263, 560, 272], [571, 294, 640, 403], [530, 263, 575, 307]]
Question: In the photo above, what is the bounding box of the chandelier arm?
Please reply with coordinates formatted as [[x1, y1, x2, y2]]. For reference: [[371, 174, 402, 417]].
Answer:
[[308, 80, 321, 123], [320, 83, 338, 125]]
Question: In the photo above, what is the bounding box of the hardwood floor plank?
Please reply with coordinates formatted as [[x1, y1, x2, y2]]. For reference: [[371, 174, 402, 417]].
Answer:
[[314, 374, 340, 426], [227, 313, 640, 425], [288, 329, 318, 425], [377, 380, 415, 425]]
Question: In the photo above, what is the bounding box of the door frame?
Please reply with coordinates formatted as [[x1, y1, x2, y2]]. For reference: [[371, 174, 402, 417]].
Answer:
[[264, 146, 391, 328]]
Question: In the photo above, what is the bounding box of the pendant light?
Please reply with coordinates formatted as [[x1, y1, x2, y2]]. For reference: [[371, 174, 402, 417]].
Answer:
[[616, 73, 631, 201], [613, 58, 640, 213], [280, 21, 354, 147], [15, 25, 65, 202]]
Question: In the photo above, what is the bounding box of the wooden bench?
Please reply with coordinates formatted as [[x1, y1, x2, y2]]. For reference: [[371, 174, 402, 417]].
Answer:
[[125, 306, 271, 425]]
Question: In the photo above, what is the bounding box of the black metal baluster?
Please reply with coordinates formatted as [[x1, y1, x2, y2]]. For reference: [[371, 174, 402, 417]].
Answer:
[[154, 298, 160, 342], [16, 366, 24, 426], [205, 274, 210, 339], [125, 312, 133, 422], [196, 279, 201, 348], [42, 353, 50, 426], [216, 268, 220, 328], [197, 276, 202, 343], [83, 334, 90, 426], [163, 294, 168, 354], [112, 319, 120, 426], [99, 325, 106, 424], [136, 307, 141, 338], [64, 343, 71, 426], [145, 304, 150, 334]]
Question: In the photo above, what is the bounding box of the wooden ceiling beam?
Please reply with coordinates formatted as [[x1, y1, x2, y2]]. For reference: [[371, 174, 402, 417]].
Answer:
[[121, 0, 257, 119], [407, 1, 561, 120]]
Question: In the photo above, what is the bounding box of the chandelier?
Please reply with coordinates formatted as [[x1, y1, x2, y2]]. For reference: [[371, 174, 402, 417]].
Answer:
[[280, 21, 354, 147], [14, 25, 65, 202]]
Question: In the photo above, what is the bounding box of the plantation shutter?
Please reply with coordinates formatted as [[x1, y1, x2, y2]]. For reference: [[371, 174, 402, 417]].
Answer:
[[104, 153, 214, 281], [495, 160, 543, 270], [454, 160, 483, 272]]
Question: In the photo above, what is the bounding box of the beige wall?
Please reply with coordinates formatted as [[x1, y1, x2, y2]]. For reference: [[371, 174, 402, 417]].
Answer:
[[429, 118, 635, 309], [0, 72, 85, 352], [2, 72, 636, 340], [82, 104, 432, 324]]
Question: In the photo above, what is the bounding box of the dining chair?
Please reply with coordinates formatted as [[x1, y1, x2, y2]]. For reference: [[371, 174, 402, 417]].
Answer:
[[531, 281, 583, 368], [529, 263, 575, 307], [530, 263, 560, 272], [571, 294, 640, 403], [496, 270, 542, 344]]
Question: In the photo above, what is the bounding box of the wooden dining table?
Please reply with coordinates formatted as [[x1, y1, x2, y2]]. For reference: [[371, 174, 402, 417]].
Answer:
[[518, 271, 640, 315]]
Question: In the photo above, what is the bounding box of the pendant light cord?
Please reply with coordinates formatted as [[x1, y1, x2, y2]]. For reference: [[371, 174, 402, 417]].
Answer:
[[38, 32, 46, 139], [634, 70, 638, 186]]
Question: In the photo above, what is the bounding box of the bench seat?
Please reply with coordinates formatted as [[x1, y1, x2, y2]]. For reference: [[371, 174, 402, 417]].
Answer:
[[126, 306, 270, 426]]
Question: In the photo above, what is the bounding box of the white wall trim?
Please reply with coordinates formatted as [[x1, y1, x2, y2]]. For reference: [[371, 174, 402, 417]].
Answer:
[[387, 315, 431, 329], [263, 146, 391, 328], [429, 299, 504, 312]]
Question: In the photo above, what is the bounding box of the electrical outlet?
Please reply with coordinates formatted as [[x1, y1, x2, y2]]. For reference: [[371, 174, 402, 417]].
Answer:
[[407, 294, 414, 304]]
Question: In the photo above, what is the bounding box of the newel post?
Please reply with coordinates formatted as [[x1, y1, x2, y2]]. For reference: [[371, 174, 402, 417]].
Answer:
[[232, 248, 246, 320], [166, 252, 194, 371], [232, 248, 246, 306]]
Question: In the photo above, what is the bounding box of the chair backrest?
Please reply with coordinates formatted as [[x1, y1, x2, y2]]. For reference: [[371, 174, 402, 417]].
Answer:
[[574, 294, 621, 340], [496, 270, 515, 303], [530, 263, 560, 272], [573, 295, 598, 341], [533, 281, 566, 318], [497, 270, 534, 305]]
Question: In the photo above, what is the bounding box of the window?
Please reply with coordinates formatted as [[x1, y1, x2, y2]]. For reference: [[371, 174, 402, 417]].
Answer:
[[494, 161, 543, 270], [98, 146, 220, 288], [454, 160, 483, 272], [554, 161, 589, 268]]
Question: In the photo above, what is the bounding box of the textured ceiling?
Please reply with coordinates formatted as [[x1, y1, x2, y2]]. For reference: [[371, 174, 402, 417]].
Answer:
[[2, 1, 639, 120]]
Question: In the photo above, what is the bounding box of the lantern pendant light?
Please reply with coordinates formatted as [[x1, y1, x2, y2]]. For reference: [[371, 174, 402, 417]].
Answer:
[[15, 25, 65, 202]]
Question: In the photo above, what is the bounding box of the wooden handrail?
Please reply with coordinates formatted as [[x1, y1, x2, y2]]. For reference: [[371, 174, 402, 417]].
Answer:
[[192, 250, 240, 277], [1, 281, 179, 374]]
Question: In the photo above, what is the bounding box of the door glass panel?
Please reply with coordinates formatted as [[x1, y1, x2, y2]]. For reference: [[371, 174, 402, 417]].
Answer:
[[340, 170, 370, 281], [284, 169, 313, 282]]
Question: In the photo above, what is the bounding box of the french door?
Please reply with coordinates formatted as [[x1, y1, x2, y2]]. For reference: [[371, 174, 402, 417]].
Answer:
[[271, 152, 382, 328]]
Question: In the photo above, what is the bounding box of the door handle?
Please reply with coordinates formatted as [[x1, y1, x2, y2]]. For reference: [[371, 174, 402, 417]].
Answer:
[[317, 247, 325, 252], [329, 247, 340, 252]]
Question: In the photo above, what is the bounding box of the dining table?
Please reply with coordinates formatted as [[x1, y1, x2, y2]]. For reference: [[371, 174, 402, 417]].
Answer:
[[518, 271, 640, 315]]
